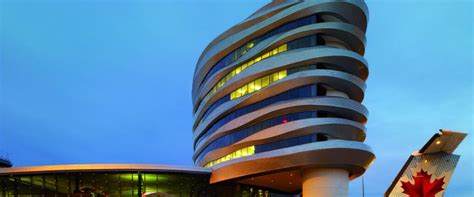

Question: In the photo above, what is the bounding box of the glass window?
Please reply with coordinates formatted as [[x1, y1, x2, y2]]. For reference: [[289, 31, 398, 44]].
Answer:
[[195, 83, 321, 149], [279, 70, 287, 79], [247, 60, 254, 67], [254, 78, 262, 90], [250, 81, 256, 93], [235, 88, 242, 98], [272, 72, 279, 81], [261, 76, 269, 87], [196, 111, 319, 162], [272, 48, 279, 55], [229, 70, 287, 100], [278, 44, 287, 52], [235, 66, 242, 74], [242, 148, 248, 156], [198, 44, 289, 111], [241, 63, 248, 70], [199, 14, 318, 90], [204, 146, 256, 168], [241, 85, 247, 95]]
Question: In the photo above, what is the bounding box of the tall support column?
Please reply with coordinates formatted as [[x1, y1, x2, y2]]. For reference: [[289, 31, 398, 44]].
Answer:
[[302, 168, 349, 197]]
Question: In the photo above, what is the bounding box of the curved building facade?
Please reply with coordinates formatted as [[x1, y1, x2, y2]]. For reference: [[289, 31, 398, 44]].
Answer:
[[192, 0, 375, 195], [1, 1, 376, 196]]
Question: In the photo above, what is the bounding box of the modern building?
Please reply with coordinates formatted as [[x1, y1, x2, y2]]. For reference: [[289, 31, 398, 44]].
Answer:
[[192, 0, 373, 196], [0, 0, 374, 196]]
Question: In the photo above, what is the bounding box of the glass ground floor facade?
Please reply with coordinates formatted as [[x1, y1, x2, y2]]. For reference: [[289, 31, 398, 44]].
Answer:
[[0, 170, 295, 197]]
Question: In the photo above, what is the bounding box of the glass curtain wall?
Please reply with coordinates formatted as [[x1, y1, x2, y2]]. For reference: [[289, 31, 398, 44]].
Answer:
[[0, 172, 296, 197]]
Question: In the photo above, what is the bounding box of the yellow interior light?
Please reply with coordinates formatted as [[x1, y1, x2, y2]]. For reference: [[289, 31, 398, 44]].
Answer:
[[248, 82, 255, 93], [278, 70, 287, 79], [254, 79, 262, 90], [200, 44, 291, 116], [248, 60, 254, 66], [204, 146, 256, 168], [235, 67, 241, 74], [262, 76, 269, 87], [273, 48, 279, 55], [241, 63, 248, 70], [273, 73, 279, 81], [278, 44, 287, 52], [241, 85, 247, 95], [236, 150, 242, 158], [248, 146, 255, 154]]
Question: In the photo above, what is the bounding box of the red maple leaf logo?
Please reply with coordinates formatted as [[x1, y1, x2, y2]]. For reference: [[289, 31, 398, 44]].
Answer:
[[401, 169, 445, 197]]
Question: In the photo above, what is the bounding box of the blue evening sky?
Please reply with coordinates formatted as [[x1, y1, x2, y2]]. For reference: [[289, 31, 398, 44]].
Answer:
[[1, 0, 472, 196]]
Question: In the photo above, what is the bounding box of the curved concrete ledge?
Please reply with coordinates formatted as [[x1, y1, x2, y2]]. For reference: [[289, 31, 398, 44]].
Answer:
[[209, 140, 374, 183], [194, 0, 368, 85], [193, 22, 368, 101], [194, 69, 366, 127], [193, 46, 367, 109], [194, 97, 368, 148], [197, 0, 300, 59], [0, 164, 211, 175], [196, 118, 366, 164]]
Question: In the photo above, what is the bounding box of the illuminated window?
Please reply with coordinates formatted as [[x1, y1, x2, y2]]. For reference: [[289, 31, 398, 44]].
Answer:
[[204, 146, 256, 168], [200, 15, 317, 88], [272, 72, 279, 81], [200, 44, 288, 108], [230, 70, 287, 100], [196, 65, 320, 146], [248, 42, 255, 48], [261, 76, 269, 87], [236, 66, 242, 74], [248, 81, 255, 93], [278, 70, 287, 79], [278, 44, 287, 52], [254, 78, 262, 90]]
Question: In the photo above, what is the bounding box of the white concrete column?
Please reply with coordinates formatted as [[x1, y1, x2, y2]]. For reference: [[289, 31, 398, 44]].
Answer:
[[302, 168, 349, 197]]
